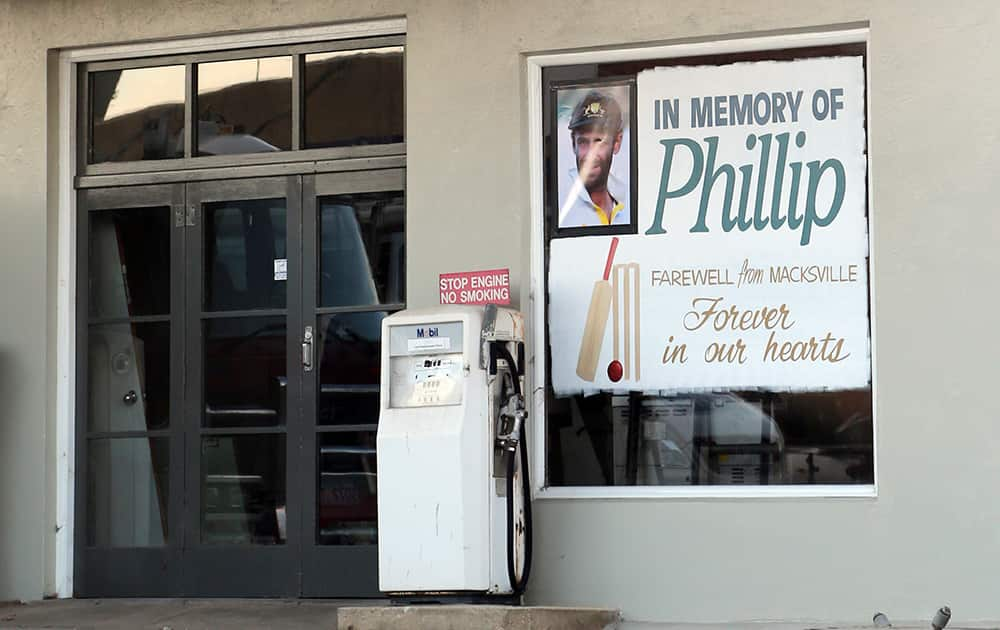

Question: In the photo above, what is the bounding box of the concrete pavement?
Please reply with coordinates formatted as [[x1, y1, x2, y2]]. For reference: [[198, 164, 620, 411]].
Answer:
[[3, 599, 1000, 630], [0, 598, 354, 630]]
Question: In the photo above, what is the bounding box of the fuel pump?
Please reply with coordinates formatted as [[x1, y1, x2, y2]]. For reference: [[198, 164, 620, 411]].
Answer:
[[377, 305, 532, 601]]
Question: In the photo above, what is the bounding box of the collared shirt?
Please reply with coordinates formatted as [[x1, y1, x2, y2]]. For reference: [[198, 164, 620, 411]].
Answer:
[[558, 168, 630, 228]]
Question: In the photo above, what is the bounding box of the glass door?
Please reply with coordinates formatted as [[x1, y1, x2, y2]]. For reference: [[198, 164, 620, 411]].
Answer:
[[182, 177, 303, 596], [76, 171, 402, 597], [75, 184, 185, 596], [299, 169, 405, 597]]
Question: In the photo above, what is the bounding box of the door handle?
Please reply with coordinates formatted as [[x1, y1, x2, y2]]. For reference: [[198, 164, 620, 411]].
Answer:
[[302, 326, 314, 372]]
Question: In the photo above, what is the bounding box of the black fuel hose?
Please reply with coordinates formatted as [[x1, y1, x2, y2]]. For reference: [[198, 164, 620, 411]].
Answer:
[[496, 344, 533, 597]]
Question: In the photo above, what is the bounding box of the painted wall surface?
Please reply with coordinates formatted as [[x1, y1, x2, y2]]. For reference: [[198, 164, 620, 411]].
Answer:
[[0, 0, 998, 622]]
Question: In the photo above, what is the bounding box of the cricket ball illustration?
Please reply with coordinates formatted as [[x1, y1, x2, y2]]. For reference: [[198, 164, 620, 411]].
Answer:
[[607, 360, 623, 382]]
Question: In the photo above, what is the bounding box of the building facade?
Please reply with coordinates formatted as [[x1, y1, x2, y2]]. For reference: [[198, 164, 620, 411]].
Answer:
[[0, 0, 997, 623]]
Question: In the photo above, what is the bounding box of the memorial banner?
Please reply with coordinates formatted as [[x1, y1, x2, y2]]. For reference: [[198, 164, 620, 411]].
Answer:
[[549, 56, 870, 395]]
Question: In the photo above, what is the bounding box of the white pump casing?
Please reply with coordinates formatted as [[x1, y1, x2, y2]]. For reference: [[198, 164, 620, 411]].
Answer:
[[376, 305, 525, 595]]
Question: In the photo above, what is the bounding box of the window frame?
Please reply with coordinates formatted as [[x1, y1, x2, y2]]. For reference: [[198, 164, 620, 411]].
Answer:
[[526, 25, 878, 500], [78, 34, 406, 178]]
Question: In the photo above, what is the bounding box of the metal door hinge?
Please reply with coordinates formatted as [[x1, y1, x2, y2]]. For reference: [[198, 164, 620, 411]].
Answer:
[[186, 204, 198, 227]]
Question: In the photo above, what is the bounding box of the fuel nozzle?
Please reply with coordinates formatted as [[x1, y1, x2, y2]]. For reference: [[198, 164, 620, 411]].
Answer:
[[496, 394, 527, 452]]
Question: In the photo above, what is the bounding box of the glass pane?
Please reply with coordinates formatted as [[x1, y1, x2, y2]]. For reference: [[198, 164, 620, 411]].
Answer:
[[304, 47, 404, 149], [90, 66, 185, 163], [88, 323, 169, 432], [319, 192, 404, 307], [197, 57, 292, 155], [317, 431, 377, 545], [89, 207, 171, 319], [204, 199, 287, 311], [87, 437, 169, 546], [201, 434, 286, 545], [204, 317, 286, 428], [546, 390, 873, 486], [317, 312, 385, 426]]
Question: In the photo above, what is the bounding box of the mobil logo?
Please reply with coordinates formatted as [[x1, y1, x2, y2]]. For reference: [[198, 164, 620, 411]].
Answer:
[[416, 327, 439, 338]]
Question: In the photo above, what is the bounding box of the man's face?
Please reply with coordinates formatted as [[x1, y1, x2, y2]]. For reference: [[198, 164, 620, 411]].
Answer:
[[572, 124, 622, 192]]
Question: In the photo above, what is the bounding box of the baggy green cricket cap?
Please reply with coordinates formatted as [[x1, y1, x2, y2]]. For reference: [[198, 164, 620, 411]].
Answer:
[[568, 90, 623, 132]]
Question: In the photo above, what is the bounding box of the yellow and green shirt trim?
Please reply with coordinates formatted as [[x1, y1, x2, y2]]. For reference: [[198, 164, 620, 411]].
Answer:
[[593, 201, 624, 226]]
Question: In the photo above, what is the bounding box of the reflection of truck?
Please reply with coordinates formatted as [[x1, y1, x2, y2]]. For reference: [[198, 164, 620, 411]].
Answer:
[[605, 391, 874, 486], [89, 187, 402, 547], [199, 430, 288, 545], [613, 394, 785, 486], [318, 439, 378, 545], [313, 316, 382, 545]]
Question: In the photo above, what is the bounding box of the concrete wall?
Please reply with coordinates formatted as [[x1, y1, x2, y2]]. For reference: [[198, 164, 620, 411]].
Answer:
[[1, 0, 998, 622]]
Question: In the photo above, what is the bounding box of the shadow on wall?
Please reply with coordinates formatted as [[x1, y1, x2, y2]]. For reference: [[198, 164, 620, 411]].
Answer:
[[0, 341, 46, 594], [0, 348, 20, 589], [0, 348, 13, 488]]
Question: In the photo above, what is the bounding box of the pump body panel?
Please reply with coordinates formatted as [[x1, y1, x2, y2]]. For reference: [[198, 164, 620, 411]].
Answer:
[[377, 306, 525, 595]]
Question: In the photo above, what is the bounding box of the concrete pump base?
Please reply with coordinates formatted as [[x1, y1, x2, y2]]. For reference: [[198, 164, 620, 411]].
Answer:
[[337, 604, 621, 630]]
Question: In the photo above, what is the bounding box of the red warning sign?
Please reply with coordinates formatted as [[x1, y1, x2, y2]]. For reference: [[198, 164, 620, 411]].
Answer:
[[439, 268, 510, 305]]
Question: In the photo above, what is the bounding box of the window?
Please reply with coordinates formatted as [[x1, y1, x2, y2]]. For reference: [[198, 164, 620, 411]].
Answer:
[[303, 46, 404, 149], [89, 66, 185, 163], [81, 36, 405, 171], [196, 56, 293, 155], [541, 43, 873, 489]]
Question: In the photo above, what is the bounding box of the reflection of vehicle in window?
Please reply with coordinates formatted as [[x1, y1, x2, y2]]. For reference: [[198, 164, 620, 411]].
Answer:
[[316, 314, 383, 545], [612, 395, 785, 486], [554, 389, 873, 487], [318, 434, 377, 545], [314, 193, 403, 544], [201, 435, 287, 545], [200, 201, 289, 544], [319, 194, 405, 307], [781, 391, 874, 484], [321, 203, 379, 306], [199, 119, 280, 155], [201, 319, 288, 545], [89, 184, 404, 547], [207, 201, 287, 311], [203, 319, 287, 428], [694, 395, 785, 485]]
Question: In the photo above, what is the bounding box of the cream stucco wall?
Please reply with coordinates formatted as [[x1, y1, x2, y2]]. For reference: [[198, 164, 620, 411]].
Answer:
[[0, 0, 998, 622]]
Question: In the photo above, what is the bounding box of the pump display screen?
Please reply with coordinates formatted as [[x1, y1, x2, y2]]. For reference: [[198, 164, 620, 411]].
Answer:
[[389, 354, 464, 408], [388, 322, 465, 408]]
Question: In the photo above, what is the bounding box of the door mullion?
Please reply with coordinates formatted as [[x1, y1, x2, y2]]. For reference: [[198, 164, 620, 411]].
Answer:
[[285, 174, 305, 591], [169, 183, 186, 595], [182, 184, 205, 589], [299, 174, 319, 585]]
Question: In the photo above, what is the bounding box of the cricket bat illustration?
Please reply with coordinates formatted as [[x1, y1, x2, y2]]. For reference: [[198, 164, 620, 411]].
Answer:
[[575, 237, 619, 382]]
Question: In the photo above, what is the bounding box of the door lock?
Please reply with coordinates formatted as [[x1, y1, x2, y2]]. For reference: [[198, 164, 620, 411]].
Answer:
[[302, 326, 314, 372]]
